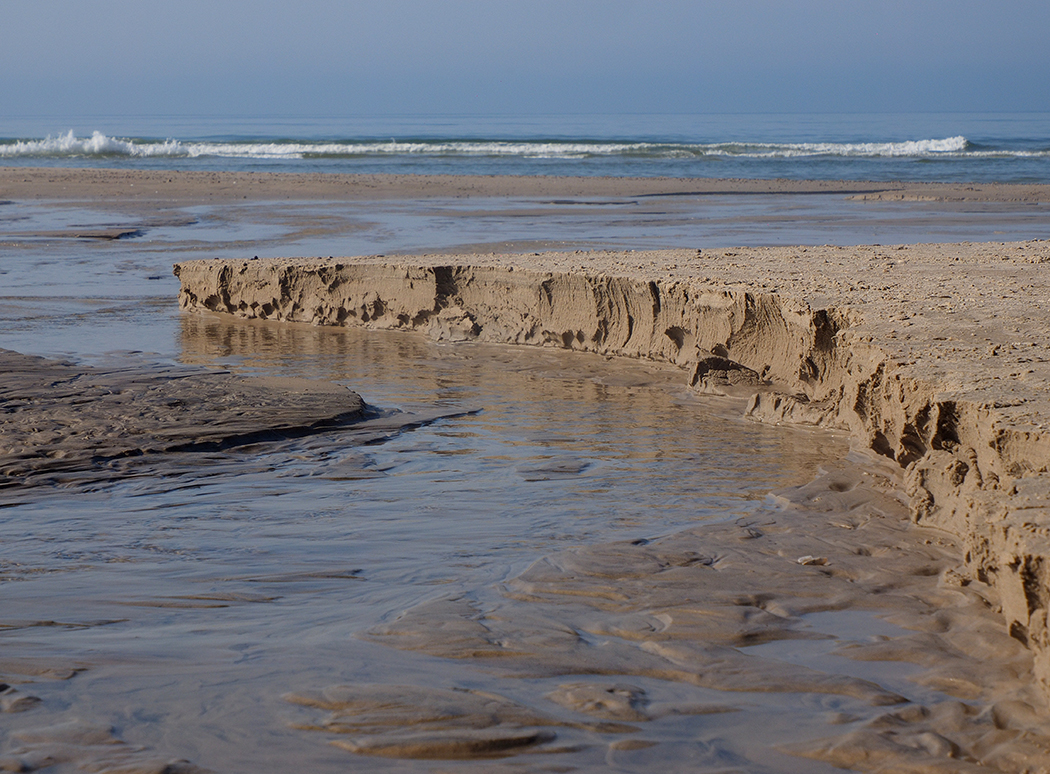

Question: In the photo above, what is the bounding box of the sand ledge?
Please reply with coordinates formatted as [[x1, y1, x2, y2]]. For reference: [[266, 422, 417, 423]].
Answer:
[[175, 246, 1050, 704]]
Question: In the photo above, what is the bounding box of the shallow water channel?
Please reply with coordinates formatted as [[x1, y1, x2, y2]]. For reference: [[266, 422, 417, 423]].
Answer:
[[1, 312, 860, 768]]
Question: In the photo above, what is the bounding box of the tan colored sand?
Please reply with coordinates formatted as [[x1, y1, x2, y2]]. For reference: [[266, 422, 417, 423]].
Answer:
[[4, 166, 1050, 204], [175, 240, 1050, 426]]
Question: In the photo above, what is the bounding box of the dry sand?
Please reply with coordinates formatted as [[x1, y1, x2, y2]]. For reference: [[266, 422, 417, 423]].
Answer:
[[6, 168, 1050, 771]]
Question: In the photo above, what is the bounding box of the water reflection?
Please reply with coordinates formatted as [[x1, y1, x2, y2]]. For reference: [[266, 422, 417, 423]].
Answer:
[[0, 310, 856, 771], [178, 310, 847, 513]]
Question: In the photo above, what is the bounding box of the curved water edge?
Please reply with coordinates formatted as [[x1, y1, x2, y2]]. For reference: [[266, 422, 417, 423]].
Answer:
[[175, 254, 1050, 705]]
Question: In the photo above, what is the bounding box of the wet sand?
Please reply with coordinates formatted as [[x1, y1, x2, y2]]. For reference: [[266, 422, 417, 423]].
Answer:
[[4, 169, 1050, 772], [0, 349, 369, 490], [4, 166, 1050, 204]]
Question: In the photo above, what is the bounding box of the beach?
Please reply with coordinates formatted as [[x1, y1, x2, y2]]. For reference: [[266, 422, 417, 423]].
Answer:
[[4, 168, 1050, 772], [5, 166, 1050, 203]]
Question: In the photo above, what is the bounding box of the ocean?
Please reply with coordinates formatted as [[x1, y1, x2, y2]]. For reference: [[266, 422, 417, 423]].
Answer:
[[2, 111, 1050, 182]]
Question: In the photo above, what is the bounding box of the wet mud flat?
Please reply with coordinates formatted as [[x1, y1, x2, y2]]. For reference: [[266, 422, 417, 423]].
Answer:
[[335, 467, 1046, 772], [0, 347, 482, 497], [3, 327, 1050, 773], [0, 348, 370, 491]]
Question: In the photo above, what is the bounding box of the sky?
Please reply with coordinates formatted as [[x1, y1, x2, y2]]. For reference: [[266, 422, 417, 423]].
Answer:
[[2, 0, 1049, 117]]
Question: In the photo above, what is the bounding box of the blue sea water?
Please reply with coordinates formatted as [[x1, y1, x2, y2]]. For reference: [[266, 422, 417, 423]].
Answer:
[[2, 112, 1049, 182]]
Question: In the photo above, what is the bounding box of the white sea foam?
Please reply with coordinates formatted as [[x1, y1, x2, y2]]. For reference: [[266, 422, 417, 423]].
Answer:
[[1, 131, 1046, 161], [712, 136, 973, 158], [0, 130, 181, 157]]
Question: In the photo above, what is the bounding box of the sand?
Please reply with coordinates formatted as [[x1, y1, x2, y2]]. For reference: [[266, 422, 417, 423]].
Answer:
[[0, 349, 367, 490], [4, 166, 1050, 205], [6, 168, 1050, 771]]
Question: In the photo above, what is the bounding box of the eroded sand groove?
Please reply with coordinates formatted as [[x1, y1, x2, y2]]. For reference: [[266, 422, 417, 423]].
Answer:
[[175, 245, 1050, 710]]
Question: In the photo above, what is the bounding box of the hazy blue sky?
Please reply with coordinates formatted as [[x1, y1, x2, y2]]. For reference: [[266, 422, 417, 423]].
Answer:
[[3, 0, 1048, 117]]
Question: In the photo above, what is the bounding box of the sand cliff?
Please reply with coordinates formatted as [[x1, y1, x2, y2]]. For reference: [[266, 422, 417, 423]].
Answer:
[[175, 243, 1050, 702]]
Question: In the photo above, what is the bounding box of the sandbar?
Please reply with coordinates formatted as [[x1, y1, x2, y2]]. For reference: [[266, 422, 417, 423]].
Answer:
[[4, 166, 1050, 204]]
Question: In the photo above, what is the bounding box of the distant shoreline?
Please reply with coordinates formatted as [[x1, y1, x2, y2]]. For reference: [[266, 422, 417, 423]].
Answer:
[[4, 166, 1050, 204]]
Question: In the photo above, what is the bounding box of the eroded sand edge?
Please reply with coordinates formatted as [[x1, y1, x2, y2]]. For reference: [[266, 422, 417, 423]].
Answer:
[[175, 243, 1050, 706]]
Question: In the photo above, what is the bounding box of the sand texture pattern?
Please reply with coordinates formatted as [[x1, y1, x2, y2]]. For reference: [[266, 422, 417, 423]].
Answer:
[[349, 466, 1050, 771], [175, 241, 1050, 706], [0, 349, 365, 489]]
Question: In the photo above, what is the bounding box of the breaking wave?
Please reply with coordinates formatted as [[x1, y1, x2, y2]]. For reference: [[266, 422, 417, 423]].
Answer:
[[2, 131, 1047, 162]]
